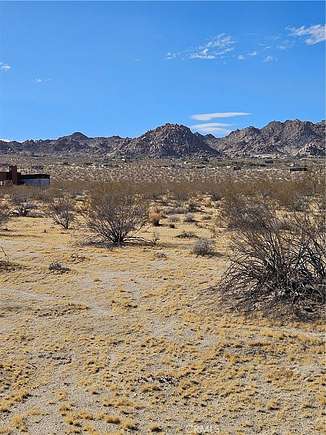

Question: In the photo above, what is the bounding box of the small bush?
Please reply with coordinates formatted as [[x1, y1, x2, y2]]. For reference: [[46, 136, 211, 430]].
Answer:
[[10, 190, 36, 217], [49, 262, 70, 273], [168, 215, 180, 223], [192, 238, 215, 256], [176, 231, 198, 239], [184, 213, 195, 223], [47, 197, 76, 229], [0, 203, 10, 228]]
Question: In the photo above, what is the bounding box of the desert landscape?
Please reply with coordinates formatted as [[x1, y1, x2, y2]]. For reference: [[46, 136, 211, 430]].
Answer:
[[0, 157, 325, 434], [1, 1, 325, 433]]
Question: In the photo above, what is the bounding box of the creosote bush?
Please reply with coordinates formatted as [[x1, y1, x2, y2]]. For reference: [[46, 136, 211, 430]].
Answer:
[[47, 197, 76, 229], [218, 193, 276, 231], [217, 209, 326, 320], [85, 189, 149, 246]]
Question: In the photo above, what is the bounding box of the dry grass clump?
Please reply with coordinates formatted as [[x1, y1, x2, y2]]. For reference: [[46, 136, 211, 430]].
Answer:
[[149, 206, 161, 226], [217, 208, 326, 320]]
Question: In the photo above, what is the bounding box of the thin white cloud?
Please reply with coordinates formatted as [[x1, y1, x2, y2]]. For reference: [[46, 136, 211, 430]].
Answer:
[[248, 50, 258, 56], [289, 24, 326, 45], [0, 138, 11, 142], [34, 78, 51, 84], [0, 63, 11, 72], [167, 33, 235, 61], [191, 112, 250, 121], [238, 54, 245, 60], [263, 55, 277, 63]]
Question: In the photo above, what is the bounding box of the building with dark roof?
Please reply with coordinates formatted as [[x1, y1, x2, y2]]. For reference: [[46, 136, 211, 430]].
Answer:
[[0, 165, 50, 186]]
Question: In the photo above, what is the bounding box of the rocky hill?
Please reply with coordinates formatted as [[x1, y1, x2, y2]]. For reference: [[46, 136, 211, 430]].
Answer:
[[114, 124, 220, 158], [0, 120, 324, 158], [206, 120, 325, 157]]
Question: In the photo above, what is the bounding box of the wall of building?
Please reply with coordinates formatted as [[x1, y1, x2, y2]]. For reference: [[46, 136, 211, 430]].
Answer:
[[21, 178, 50, 186]]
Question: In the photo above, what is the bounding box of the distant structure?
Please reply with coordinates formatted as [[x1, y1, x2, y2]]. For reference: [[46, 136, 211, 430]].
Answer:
[[0, 165, 50, 186], [289, 167, 308, 172]]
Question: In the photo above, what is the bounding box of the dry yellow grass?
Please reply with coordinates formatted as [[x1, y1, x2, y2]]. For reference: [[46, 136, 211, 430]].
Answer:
[[0, 212, 325, 434]]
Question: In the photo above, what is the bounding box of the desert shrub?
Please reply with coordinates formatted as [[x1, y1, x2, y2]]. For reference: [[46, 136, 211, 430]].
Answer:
[[176, 231, 198, 239], [49, 262, 70, 273], [10, 190, 36, 217], [192, 238, 215, 256], [217, 211, 326, 320], [184, 213, 195, 223], [219, 193, 275, 231], [149, 206, 161, 226], [187, 200, 200, 212], [165, 206, 187, 215], [85, 190, 149, 246], [47, 197, 76, 229], [168, 215, 180, 223], [201, 214, 212, 221], [0, 203, 10, 228]]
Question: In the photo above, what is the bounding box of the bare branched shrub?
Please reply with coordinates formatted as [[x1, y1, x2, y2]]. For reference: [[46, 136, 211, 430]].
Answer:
[[47, 197, 76, 229], [192, 238, 215, 256], [10, 190, 35, 217], [85, 190, 149, 246], [217, 211, 326, 320], [219, 193, 276, 231], [0, 203, 10, 228]]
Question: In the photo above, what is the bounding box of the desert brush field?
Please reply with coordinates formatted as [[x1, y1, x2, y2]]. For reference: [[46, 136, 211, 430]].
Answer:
[[0, 165, 326, 435], [0, 176, 325, 435]]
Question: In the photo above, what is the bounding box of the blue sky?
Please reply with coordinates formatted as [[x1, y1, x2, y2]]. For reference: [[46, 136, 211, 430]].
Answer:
[[0, 1, 325, 141]]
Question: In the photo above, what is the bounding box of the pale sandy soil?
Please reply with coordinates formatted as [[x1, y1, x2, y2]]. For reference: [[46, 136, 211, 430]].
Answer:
[[0, 216, 325, 434]]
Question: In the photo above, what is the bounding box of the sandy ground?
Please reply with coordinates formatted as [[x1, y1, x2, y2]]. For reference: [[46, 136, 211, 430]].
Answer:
[[0, 216, 325, 434]]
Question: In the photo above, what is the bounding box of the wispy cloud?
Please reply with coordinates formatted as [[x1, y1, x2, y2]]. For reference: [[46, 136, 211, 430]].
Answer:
[[289, 24, 326, 45], [34, 78, 51, 84], [166, 33, 235, 61], [263, 55, 277, 63], [0, 63, 11, 72], [191, 112, 250, 121]]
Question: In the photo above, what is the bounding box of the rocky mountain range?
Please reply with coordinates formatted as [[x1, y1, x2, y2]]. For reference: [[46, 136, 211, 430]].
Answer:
[[0, 120, 324, 158]]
